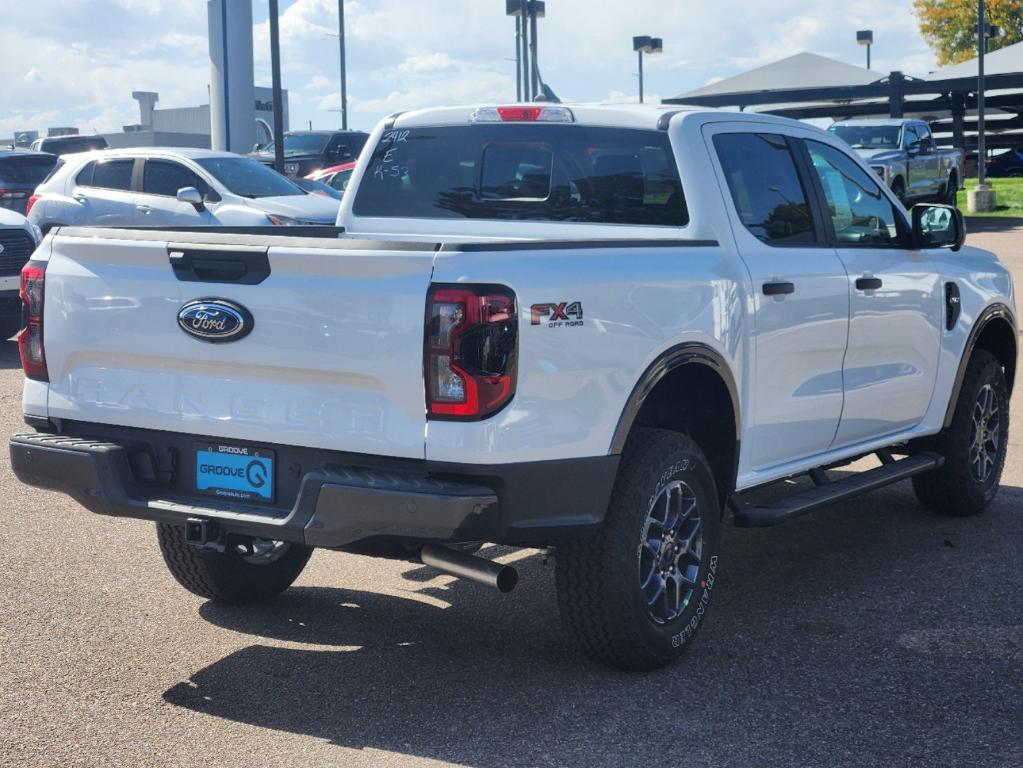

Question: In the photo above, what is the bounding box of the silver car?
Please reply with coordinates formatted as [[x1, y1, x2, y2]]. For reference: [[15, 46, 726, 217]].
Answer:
[[28, 148, 341, 233]]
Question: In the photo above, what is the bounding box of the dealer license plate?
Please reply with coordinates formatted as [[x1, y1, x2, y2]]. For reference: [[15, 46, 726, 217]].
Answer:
[[195, 443, 275, 503]]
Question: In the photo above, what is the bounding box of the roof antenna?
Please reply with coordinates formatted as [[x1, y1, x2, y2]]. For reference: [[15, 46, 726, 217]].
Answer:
[[532, 64, 561, 103]]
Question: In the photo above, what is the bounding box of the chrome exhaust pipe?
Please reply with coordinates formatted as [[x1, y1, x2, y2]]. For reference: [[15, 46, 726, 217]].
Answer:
[[419, 543, 518, 593]]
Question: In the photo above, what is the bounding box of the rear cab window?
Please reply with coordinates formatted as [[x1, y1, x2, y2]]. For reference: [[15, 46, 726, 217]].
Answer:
[[352, 124, 687, 226], [0, 155, 59, 188]]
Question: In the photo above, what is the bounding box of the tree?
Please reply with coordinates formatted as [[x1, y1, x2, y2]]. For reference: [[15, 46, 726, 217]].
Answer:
[[914, 0, 1023, 66]]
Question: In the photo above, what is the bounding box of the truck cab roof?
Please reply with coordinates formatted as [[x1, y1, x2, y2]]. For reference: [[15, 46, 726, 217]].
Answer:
[[384, 102, 802, 132]]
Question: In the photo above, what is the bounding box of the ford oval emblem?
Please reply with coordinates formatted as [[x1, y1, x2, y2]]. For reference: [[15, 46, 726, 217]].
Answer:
[[177, 299, 253, 343]]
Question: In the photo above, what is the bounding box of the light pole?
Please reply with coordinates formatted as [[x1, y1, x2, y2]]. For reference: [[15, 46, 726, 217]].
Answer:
[[322, 3, 349, 130], [528, 1, 545, 101], [505, 0, 525, 101], [338, 0, 348, 130], [507, 1, 544, 101], [632, 36, 662, 104], [970, 4, 1004, 211], [856, 30, 873, 69], [268, 0, 285, 173]]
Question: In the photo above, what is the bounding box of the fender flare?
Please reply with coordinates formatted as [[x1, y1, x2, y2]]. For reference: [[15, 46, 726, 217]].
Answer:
[[943, 302, 1017, 428], [609, 342, 741, 456]]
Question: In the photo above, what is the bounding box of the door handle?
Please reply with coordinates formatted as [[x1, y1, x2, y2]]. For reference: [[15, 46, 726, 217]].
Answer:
[[763, 281, 795, 296], [136, 205, 151, 213], [855, 277, 883, 291], [72, 193, 87, 202]]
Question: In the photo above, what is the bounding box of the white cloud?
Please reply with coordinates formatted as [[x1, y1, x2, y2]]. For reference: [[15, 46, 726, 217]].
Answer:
[[0, 0, 938, 138]]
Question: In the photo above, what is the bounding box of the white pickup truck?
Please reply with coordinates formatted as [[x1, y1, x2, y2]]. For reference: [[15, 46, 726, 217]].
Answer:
[[10, 104, 1016, 671]]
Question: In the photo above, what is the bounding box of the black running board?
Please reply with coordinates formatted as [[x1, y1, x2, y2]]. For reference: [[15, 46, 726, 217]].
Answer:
[[732, 452, 943, 528]]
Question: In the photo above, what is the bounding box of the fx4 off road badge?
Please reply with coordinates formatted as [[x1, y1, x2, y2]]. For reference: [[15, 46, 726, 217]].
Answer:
[[530, 301, 583, 328]]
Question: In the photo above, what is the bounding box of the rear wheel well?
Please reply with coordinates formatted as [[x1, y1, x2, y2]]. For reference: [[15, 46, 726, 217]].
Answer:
[[974, 317, 1017, 392], [630, 364, 737, 508]]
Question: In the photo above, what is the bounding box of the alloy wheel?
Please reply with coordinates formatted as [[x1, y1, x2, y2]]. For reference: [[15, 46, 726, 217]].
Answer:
[[638, 480, 703, 625], [970, 383, 1001, 484]]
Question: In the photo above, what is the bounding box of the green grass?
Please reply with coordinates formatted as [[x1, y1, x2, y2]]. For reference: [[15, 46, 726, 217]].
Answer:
[[956, 177, 1023, 217]]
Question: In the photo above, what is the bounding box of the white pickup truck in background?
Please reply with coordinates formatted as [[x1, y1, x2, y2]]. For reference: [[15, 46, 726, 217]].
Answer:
[[10, 104, 1016, 671], [828, 118, 964, 206]]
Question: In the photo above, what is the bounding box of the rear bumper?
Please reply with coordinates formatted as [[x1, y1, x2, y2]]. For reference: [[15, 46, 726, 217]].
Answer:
[[10, 425, 617, 548]]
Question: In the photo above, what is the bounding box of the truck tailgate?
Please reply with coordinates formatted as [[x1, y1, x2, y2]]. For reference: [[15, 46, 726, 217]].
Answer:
[[42, 231, 436, 458]]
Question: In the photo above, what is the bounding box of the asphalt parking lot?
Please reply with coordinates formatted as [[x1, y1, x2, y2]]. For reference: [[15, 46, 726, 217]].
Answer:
[[3, 224, 1023, 768]]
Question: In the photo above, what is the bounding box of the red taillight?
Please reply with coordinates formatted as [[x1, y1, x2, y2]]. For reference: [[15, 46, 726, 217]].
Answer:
[[18, 260, 47, 382], [25, 194, 40, 217], [425, 285, 517, 420]]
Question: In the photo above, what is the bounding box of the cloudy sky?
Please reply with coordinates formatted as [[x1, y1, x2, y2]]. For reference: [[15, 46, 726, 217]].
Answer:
[[0, 0, 940, 138]]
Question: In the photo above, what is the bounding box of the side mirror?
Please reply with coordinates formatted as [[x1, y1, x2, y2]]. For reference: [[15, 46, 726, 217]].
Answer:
[[906, 141, 921, 156], [912, 204, 965, 252], [176, 186, 205, 211]]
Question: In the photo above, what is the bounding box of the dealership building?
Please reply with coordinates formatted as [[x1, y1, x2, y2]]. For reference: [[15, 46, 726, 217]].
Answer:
[[102, 87, 289, 149]]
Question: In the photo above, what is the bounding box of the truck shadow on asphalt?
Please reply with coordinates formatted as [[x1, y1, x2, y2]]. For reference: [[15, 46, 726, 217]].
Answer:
[[165, 481, 1023, 766]]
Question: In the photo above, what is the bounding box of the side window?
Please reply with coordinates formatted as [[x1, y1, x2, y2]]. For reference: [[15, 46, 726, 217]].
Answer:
[[806, 140, 902, 247], [327, 136, 352, 159], [75, 161, 95, 186], [88, 159, 134, 191], [713, 132, 816, 245], [328, 168, 353, 192], [143, 160, 206, 197], [919, 124, 935, 150], [904, 125, 920, 150]]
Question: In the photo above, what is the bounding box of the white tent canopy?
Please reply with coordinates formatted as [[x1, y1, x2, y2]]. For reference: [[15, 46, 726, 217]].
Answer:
[[926, 40, 1023, 80], [677, 52, 881, 100]]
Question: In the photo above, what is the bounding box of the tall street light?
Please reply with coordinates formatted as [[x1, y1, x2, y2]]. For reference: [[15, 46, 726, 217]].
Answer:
[[528, 1, 545, 101], [338, 0, 348, 130], [268, 0, 285, 173], [633, 36, 662, 104], [506, 0, 525, 101], [856, 29, 873, 69], [970, 3, 1004, 211], [506, 1, 544, 101], [322, 3, 349, 129]]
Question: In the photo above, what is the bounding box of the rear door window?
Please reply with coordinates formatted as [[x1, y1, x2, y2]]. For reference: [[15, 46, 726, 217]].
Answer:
[[713, 132, 816, 245], [352, 124, 687, 226], [84, 159, 134, 191]]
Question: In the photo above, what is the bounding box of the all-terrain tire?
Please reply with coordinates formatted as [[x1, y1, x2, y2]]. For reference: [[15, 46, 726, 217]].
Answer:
[[156, 523, 313, 603], [912, 350, 1009, 516], [555, 428, 722, 671]]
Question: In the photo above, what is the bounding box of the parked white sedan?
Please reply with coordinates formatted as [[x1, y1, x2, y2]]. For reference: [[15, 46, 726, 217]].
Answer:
[[27, 148, 341, 233]]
